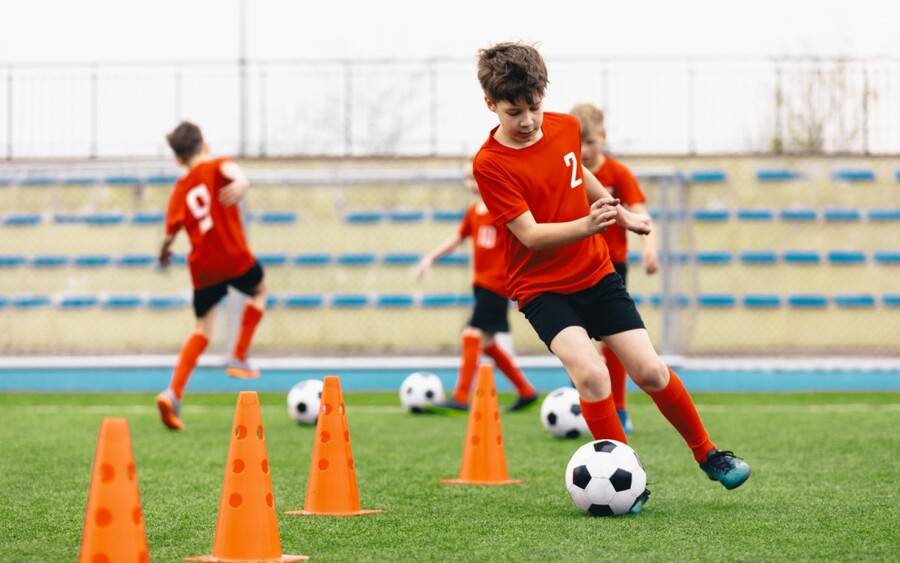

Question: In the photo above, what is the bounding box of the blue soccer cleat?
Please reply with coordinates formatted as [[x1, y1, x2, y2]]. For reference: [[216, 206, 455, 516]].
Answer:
[[629, 489, 651, 515], [616, 408, 633, 434], [699, 450, 751, 490]]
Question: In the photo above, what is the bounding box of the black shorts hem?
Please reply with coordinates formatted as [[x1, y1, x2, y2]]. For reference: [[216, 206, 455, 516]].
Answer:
[[192, 261, 265, 318]]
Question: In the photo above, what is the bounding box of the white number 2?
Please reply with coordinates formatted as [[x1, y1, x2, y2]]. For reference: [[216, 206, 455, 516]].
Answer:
[[186, 184, 214, 234], [564, 152, 583, 189]]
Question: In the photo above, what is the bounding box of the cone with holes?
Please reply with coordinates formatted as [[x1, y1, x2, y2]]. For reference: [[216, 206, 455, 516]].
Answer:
[[187, 391, 306, 562], [442, 364, 524, 485], [78, 417, 150, 563], [287, 375, 382, 516]]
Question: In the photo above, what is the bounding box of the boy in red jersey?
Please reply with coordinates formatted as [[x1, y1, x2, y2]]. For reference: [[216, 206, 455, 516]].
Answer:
[[414, 162, 538, 412], [473, 43, 749, 509], [570, 103, 659, 434], [155, 121, 267, 431]]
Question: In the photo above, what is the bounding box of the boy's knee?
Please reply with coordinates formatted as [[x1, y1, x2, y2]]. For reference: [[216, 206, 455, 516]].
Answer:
[[570, 361, 611, 401], [631, 359, 669, 392]]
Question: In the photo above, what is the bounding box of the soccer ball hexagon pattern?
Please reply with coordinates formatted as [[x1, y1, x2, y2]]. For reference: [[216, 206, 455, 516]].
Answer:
[[540, 387, 590, 439], [565, 439, 647, 516], [287, 379, 324, 425], [399, 371, 445, 412]]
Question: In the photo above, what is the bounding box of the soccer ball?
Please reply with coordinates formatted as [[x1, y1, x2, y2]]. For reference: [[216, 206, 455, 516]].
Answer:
[[565, 439, 647, 516], [540, 387, 590, 439], [287, 379, 324, 425], [399, 372, 444, 413]]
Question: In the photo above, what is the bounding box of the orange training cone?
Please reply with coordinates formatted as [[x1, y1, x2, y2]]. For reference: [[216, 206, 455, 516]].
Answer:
[[442, 364, 524, 485], [79, 417, 150, 563], [287, 375, 382, 516], [187, 391, 306, 562]]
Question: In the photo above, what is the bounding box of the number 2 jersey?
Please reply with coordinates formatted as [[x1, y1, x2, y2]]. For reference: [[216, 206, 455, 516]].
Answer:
[[165, 157, 256, 289], [473, 112, 614, 307]]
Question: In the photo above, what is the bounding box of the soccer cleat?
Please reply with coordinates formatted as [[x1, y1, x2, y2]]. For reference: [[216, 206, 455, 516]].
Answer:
[[617, 408, 633, 434], [225, 357, 260, 380], [155, 389, 184, 431], [506, 394, 539, 412], [628, 489, 651, 515], [699, 449, 751, 490]]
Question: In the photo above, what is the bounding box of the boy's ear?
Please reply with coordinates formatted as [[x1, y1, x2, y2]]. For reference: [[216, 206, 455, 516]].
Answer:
[[485, 97, 497, 113]]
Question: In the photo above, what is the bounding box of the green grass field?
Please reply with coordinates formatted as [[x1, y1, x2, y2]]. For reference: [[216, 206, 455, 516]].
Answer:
[[1, 391, 898, 562]]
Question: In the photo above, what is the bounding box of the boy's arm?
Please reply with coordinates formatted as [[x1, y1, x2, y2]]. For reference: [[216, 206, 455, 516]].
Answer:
[[158, 233, 176, 268], [506, 203, 618, 251], [583, 166, 651, 236], [219, 161, 250, 206], [629, 203, 659, 274], [414, 233, 465, 281]]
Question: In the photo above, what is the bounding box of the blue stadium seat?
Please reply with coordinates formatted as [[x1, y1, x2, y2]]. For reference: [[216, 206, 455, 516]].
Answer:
[[695, 251, 732, 265], [824, 209, 861, 222], [689, 170, 727, 183], [282, 294, 324, 309], [435, 254, 469, 266], [265, 295, 279, 309], [874, 251, 900, 264], [783, 251, 821, 265], [147, 295, 188, 309], [293, 253, 332, 266], [388, 210, 425, 223], [626, 251, 641, 264], [457, 294, 476, 307], [32, 255, 68, 268], [102, 295, 143, 310], [832, 169, 875, 182], [382, 252, 421, 266], [258, 211, 298, 225], [146, 174, 178, 185], [432, 209, 466, 222], [668, 252, 691, 264], [63, 177, 98, 186], [0, 178, 12, 187], [84, 213, 126, 226], [737, 209, 774, 221], [780, 209, 817, 222], [631, 294, 644, 306], [105, 175, 141, 186], [345, 211, 384, 224], [833, 294, 875, 308], [883, 294, 900, 307], [74, 254, 112, 268], [257, 253, 288, 267], [376, 294, 415, 308], [0, 296, 8, 309], [331, 294, 369, 308], [13, 295, 52, 309], [756, 169, 801, 182], [0, 255, 27, 268], [692, 209, 730, 222], [422, 293, 460, 308], [650, 293, 691, 308], [740, 251, 777, 265], [697, 294, 737, 308], [827, 251, 866, 265], [867, 209, 900, 222], [788, 294, 828, 309], [337, 253, 376, 266], [53, 214, 83, 225], [60, 295, 99, 310], [22, 177, 57, 187], [3, 213, 42, 226], [117, 254, 155, 267], [743, 294, 781, 309], [132, 211, 165, 225]]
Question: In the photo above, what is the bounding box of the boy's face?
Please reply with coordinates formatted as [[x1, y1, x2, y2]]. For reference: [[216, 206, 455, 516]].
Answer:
[[464, 162, 480, 196], [580, 129, 606, 169], [486, 97, 544, 146]]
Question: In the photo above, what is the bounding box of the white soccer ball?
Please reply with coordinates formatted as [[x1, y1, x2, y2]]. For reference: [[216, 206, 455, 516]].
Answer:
[[540, 387, 590, 439], [565, 439, 648, 516], [287, 379, 324, 425], [399, 372, 445, 413]]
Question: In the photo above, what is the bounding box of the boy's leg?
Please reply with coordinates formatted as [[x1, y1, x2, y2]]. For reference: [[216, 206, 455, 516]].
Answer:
[[481, 332, 537, 410], [448, 327, 482, 406], [157, 309, 214, 430], [227, 263, 266, 379], [600, 342, 631, 433]]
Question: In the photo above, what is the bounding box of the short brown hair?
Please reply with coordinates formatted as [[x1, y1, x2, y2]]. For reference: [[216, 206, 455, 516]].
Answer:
[[477, 42, 548, 105], [166, 121, 204, 161], [570, 103, 605, 139]]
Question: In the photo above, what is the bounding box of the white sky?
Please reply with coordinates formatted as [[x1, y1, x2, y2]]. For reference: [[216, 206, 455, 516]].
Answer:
[[1, 0, 898, 63]]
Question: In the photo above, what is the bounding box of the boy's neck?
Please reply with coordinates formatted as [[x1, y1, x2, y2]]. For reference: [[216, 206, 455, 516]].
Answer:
[[185, 153, 213, 169], [493, 125, 543, 150]]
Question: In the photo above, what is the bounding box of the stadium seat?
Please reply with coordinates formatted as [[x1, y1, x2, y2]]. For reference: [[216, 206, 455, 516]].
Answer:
[[740, 251, 777, 265], [873, 251, 900, 264], [265, 295, 279, 309], [147, 295, 188, 309], [432, 209, 465, 222], [0, 295, 7, 309], [827, 251, 866, 265], [627, 251, 641, 264], [695, 251, 733, 264], [382, 252, 421, 266], [832, 169, 875, 182], [376, 294, 415, 308], [258, 211, 298, 224], [0, 255, 27, 268], [782, 251, 821, 265], [101, 295, 143, 310], [63, 177, 98, 186], [650, 293, 691, 308], [345, 211, 384, 224], [293, 253, 332, 266], [668, 252, 691, 264], [0, 178, 12, 187], [13, 295, 52, 309], [74, 254, 112, 268], [780, 209, 817, 222], [737, 209, 774, 221], [60, 295, 99, 310], [867, 209, 900, 222], [883, 294, 900, 307], [697, 294, 737, 308], [3, 213, 42, 226], [282, 294, 324, 309], [146, 174, 178, 185], [131, 211, 165, 225], [689, 170, 727, 183], [388, 210, 425, 223], [331, 294, 369, 308], [32, 255, 68, 268], [435, 254, 469, 266], [104, 175, 141, 186], [631, 294, 645, 306], [824, 209, 861, 222], [84, 213, 125, 226], [422, 293, 460, 308], [833, 294, 875, 308], [116, 254, 155, 267], [743, 294, 781, 309], [257, 253, 288, 267], [788, 294, 828, 309], [692, 209, 730, 222], [22, 177, 57, 187], [337, 253, 376, 266], [53, 214, 84, 224], [756, 169, 802, 182], [457, 294, 476, 307]]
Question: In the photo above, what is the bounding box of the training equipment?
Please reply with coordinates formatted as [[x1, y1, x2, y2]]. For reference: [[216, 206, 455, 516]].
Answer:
[[442, 364, 523, 485], [287, 379, 324, 425], [78, 418, 149, 563], [539, 387, 589, 438], [565, 439, 648, 516], [187, 391, 306, 562], [699, 449, 752, 489], [399, 371, 444, 413], [288, 376, 382, 516]]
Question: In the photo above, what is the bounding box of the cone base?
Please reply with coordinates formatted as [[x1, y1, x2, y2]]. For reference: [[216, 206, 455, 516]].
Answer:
[[185, 554, 308, 562], [286, 508, 383, 517], [441, 478, 525, 486]]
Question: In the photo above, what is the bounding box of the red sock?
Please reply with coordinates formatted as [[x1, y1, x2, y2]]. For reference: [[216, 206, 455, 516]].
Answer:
[[482, 342, 536, 398], [579, 395, 627, 443], [603, 345, 627, 411], [170, 332, 208, 399], [649, 369, 716, 462], [452, 333, 481, 404], [232, 304, 263, 361]]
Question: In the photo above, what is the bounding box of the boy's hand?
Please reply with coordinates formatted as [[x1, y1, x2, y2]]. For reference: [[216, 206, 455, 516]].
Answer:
[[413, 257, 433, 282], [158, 246, 173, 268], [586, 197, 619, 234], [219, 182, 246, 206], [618, 208, 652, 235], [643, 248, 659, 275]]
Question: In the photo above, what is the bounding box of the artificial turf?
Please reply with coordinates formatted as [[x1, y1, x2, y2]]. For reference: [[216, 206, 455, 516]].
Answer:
[[1, 391, 898, 561]]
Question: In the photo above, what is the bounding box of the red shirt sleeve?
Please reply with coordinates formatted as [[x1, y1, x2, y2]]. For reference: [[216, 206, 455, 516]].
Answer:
[[615, 161, 646, 207], [474, 157, 529, 226], [458, 205, 474, 238], [165, 185, 185, 236]]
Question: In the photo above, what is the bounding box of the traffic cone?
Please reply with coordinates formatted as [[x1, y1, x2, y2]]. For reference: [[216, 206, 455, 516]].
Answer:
[[287, 375, 382, 516], [78, 417, 150, 563], [187, 391, 306, 562], [441, 364, 524, 485]]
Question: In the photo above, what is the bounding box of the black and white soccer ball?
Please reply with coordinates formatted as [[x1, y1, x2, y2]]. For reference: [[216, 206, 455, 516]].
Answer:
[[565, 439, 647, 516], [399, 372, 444, 413], [540, 387, 590, 439], [287, 379, 324, 425]]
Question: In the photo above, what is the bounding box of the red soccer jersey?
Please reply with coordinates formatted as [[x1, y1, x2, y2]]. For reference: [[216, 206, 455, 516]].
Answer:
[[593, 156, 646, 264], [473, 112, 614, 307], [165, 157, 255, 289], [458, 201, 508, 298]]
